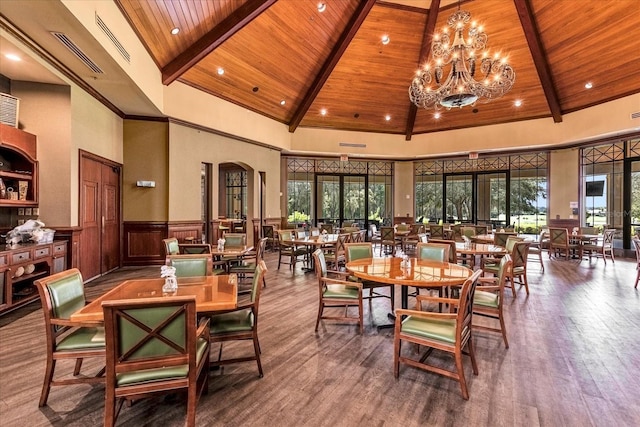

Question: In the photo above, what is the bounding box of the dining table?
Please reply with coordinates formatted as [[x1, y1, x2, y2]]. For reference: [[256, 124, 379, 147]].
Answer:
[[70, 275, 238, 323], [345, 256, 472, 312], [455, 242, 507, 268], [288, 234, 339, 271]]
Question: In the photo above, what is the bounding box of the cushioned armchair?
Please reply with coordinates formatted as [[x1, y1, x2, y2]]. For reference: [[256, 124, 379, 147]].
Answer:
[[34, 268, 105, 407], [209, 261, 268, 377], [222, 233, 247, 248], [484, 241, 530, 297], [166, 254, 219, 277], [102, 296, 210, 427], [416, 242, 450, 262], [473, 254, 512, 348], [277, 230, 307, 271], [230, 238, 268, 290], [394, 270, 483, 400], [312, 249, 363, 333], [163, 237, 180, 256], [323, 233, 349, 270], [428, 224, 445, 239], [345, 242, 394, 311]]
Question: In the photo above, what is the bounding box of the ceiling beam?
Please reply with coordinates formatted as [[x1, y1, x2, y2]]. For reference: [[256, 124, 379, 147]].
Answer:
[[405, 0, 440, 141], [513, 0, 562, 123], [288, 0, 376, 133], [161, 0, 276, 85]]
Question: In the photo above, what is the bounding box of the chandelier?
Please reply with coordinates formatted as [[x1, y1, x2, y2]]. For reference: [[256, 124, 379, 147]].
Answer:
[[409, 8, 515, 109]]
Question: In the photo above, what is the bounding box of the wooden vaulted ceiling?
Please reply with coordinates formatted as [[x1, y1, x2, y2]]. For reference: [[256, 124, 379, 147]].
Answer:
[[115, 0, 640, 140]]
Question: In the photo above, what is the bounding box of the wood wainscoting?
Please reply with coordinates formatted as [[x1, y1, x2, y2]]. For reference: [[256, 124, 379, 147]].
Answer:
[[123, 221, 203, 266]]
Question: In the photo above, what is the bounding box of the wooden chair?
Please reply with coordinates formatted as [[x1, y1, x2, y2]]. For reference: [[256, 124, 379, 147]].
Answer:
[[222, 232, 247, 248], [166, 254, 218, 277], [484, 241, 530, 297], [582, 228, 615, 264], [34, 268, 105, 407], [324, 233, 349, 270], [474, 225, 489, 235], [163, 237, 180, 256], [633, 238, 640, 289], [473, 255, 512, 348], [230, 238, 268, 289], [527, 230, 547, 272], [428, 224, 445, 239], [179, 243, 212, 254], [345, 242, 395, 311], [548, 227, 580, 259], [450, 224, 463, 241], [320, 223, 334, 234], [416, 242, 450, 262], [427, 239, 458, 264], [394, 270, 483, 400], [379, 226, 396, 256], [208, 261, 268, 377], [493, 232, 517, 248], [277, 230, 306, 271], [461, 226, 476, 239], [370, 224, 381, 248], [312, 249, 363, 334], [262, 225, 277, 251], [102, 296, 210, 427]]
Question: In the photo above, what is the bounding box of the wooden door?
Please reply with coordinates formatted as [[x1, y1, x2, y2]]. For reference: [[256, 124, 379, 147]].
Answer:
[[80, 153, 121, 281]]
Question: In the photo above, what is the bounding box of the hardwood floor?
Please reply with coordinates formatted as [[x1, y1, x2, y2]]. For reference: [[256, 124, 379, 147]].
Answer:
[[1, 252, 639, 426]]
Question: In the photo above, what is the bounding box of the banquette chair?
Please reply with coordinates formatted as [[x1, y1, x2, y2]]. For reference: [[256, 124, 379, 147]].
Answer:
[[208, 261, 268, 377], [102, 296, 210, 427], [473, 255, 513, 348], [394, 269, 483, 400], [312, 249, 363, 334], [344, 242, 395, 311], [34, 268, 105, 407], [166, 254, 217, 277]]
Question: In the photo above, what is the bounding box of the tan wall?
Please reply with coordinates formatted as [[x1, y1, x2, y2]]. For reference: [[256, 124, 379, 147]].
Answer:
[[123, 120, 169, 221], [167, 123, 282, 242], [11, 81, 72, 227], [549, 147, 580, 220], [394, 161, 414, 219]]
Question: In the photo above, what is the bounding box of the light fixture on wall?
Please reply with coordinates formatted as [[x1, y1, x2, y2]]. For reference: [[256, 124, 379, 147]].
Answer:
[[408, 6, 515, 109]]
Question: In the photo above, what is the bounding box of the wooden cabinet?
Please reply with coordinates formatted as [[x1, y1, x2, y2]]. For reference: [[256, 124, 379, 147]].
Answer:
[[0, 124, 38, 206], [0, 241, 67, 315]]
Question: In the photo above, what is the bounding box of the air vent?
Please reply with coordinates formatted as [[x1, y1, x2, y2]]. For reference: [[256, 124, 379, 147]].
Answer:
[[631, 111, 640, 120], [96, 13, 130, 63], [0, 93, 19, 127], [339, 142, 366, 148], [51, 32, 104, 74]]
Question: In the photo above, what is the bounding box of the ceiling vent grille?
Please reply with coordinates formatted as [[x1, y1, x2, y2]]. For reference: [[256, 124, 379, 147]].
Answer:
[[0, 93, 20, 128], [96, 13, 130, 63], [631, 111, 640, 120], [339, 142, 366, 148], [51, 32, 104, 74]]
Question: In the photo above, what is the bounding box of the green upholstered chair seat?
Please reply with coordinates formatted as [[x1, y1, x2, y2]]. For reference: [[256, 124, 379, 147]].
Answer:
[[57, 326, 105, 351], [210, 309, 254, 334], [323, 284, 360, 299], [474, 290, 499, 308], [401, 316, 459, 344], [116, 337, 208, 387]]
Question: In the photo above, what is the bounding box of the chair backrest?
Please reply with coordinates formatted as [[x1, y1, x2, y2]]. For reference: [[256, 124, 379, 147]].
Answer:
[[262, 225, 274, 239], [427, 239, 457, 263], [163, 237, 180, 256], [410, 224, 423, 235], [310, 228, 320, 237], [180, 243, 212, 254], [102, 295, 198, 392], [380, 226, 395, 242], [418, 233, 428, 243], [511, 241, 530, 268], [633, 238, 640, 266], [250, 261, 268, 308], [474, 225, 488, 235], [580, 227, 598, 235], [223, 233, 246, 247], [320, 223, 334, 234], [451, 224, 462, 241], [456, 269, 483, 342], [167, 254, 213, 277], [505, 236, 524, 252], [461, 226, 476, 238], [35, 268, 86, 327], [369, 224, 378, 236], [416, 242, 450, 262], [496, 254, 513, 290], [278, 229, 293, 242], [603, 228, 615, 246], [429, 225, 444, 238], [549, 228, 569, 247], [344, 242, 374, 262], [396, 223, 410, 232], [256, 237, 267, 263], [494, 232, 517, 248], [313, 249, 328, 280]]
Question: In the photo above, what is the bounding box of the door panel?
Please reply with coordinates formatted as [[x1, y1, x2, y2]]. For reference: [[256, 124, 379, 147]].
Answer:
[[102, 164, 120, 273], [80, 157, 102, 280]]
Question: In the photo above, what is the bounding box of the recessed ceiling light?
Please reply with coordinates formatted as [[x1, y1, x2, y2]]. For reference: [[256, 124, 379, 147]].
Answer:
[[381, 35, 390, 45], [5, 53, 21, 61], [514, 99, 522, 107], [320, 108, 327, 116], [317, 2, 326, 13], [434, 112, 441, 119], [280, 100, 286, 106], [217, 67, 224, 75], [585, 82, 593, 89], [170, 27, 180, 35], [385, 115, 391, 121]]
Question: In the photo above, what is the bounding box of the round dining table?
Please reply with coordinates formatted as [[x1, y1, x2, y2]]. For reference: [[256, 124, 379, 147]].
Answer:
[[345, 256, 472, 311]]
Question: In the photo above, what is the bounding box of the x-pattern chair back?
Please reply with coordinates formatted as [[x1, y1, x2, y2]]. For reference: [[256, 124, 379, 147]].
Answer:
[[429, 225, 444, 238], [512, 241, 530, 268], [603, 229, 615, 245], [550, 228, 568, 246]]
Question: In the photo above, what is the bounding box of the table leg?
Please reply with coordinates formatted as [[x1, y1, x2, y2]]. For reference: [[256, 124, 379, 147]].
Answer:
[[377, 286, 408, 330]]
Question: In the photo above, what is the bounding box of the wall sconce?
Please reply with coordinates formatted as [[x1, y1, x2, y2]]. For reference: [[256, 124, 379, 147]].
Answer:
[[406, 194, 411, 199], [136, 180, 156, 188]]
